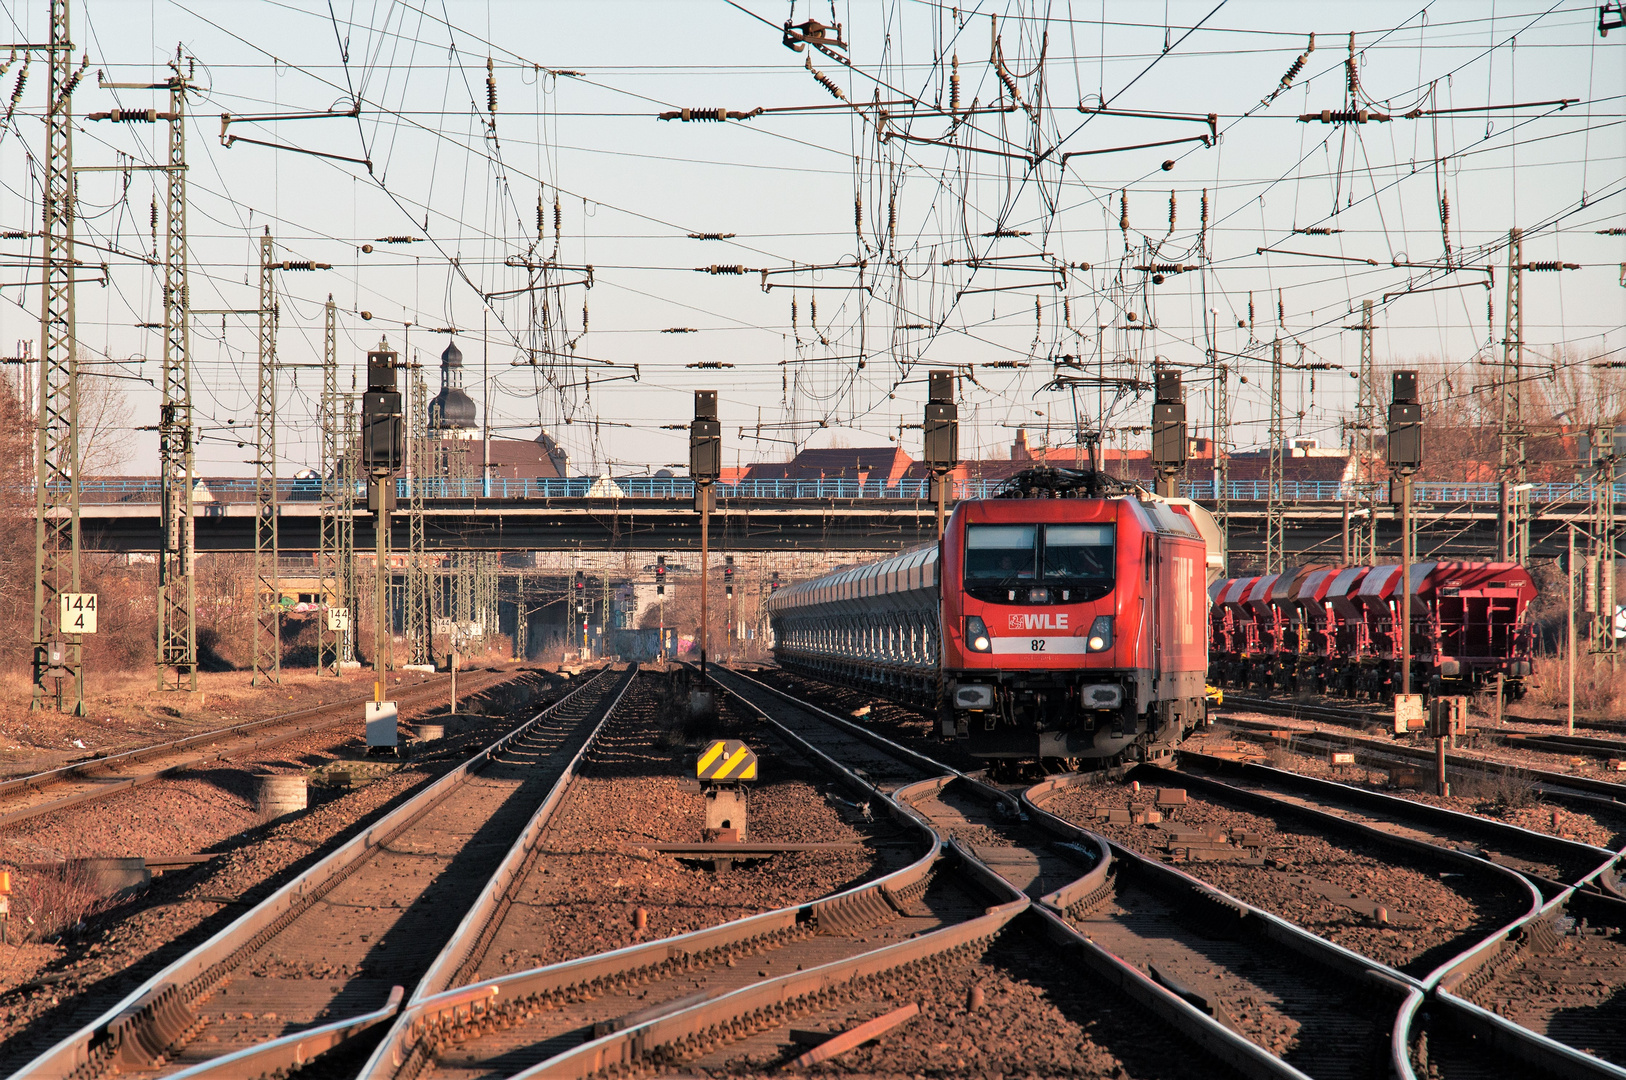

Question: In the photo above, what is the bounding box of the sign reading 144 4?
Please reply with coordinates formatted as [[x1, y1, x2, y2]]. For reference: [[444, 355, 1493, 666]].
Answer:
[[59, 593, 98, 634]]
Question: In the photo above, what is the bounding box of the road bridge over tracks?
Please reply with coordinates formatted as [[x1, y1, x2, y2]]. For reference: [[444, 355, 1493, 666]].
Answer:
[[60, 476, 1595, 561]]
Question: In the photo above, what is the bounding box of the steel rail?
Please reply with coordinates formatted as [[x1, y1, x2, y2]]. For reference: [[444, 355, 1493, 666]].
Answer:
[[122, 667, 640, 1080], [7, 668, 620, 1080], [1216, 707, 1626, 802], [1394, 854, 1626, 1080], [358, 776, 946, 1080], [1122, 762, 1626, 1077], [713, 666, 1313, 1080], [1179, 750, 1623, 898], [1025, 774, 1418, 1077], [0, 668, 522, 830]]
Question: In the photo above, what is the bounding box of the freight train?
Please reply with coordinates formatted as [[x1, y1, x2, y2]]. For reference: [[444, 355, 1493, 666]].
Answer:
[[764, 468, 1223, 762], [1207, 562, 1537, 700]]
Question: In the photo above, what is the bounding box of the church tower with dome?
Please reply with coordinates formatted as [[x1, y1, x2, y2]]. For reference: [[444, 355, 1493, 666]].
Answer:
[[426, 337, 571, 481], [429, 339, 479, 438]]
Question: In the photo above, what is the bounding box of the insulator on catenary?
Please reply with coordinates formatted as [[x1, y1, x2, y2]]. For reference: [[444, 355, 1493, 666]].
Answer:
[[688, 232, 736, 240], [696, 265, 749, 274], [150, 197, 158, 235], [1295, 226, 1341, 234], [1520, 261, 1580, 271], [6, 68, 26, 116], [854, 192, 863, 238], [1298, 109, 1389, 123], [279, 260, 327, 271], [950, 54, 961, 115], [887, 192, 897, 242], [1119, 189, 1129, 237], [1200, 188, 1210, 229], [1440, 191, 1453, 263], [1133, 263, 1195, 274], [790, 296, 798, 331], [1167, 191, 1176, 236], [1035, 295, 1042, 328], [536, 196, 545, 241], [582, 301, 588, 332], [106, 107, 159, 122], [1596, 228, 1626, 236], [486, 57, 497, 116], [657, 106, 764, 121], [1277, 289, 1285, 326], [806, 56, 847, 102], [810, 296, 818, 325], [554, 195, 562, 239], [377, 235, 422, 243], [1248, 292, 1255, 329], [1346, 32, 1359, 97]]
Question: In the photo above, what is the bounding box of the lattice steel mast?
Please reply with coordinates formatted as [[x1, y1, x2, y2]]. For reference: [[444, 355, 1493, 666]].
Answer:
[[1264, 337, 1285, 573], [339, 374, 359, 666], [31, 0, 86, 713], [1499, 227, 1528, 564], [318, 296, 342, 674], [406, 362, 431, 666], [252, 229, 280, 684]]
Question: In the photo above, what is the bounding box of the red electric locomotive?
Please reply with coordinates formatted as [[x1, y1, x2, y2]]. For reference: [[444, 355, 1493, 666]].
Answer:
[[766, 469, 1219, 762]]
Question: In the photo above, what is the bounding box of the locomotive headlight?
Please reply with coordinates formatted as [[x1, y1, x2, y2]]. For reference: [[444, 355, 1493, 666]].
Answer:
[[1086, 615, 1114, 652], [965, 615, 992, 653]]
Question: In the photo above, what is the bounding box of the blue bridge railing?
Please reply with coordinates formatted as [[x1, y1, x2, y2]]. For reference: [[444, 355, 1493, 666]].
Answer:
[[65, 476, 1626, 506]]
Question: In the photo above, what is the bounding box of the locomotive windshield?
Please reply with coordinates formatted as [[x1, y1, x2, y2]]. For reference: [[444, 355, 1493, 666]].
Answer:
[[964, 523, 1115, 602]]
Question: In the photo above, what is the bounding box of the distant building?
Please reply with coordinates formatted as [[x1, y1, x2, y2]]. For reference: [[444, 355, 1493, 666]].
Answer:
[[428, 338, 569, 479], [744, 429, 1358, 492]]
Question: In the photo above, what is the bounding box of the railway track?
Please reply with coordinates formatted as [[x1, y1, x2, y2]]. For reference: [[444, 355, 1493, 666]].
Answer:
[[0, 669, 519, 832], [342, 665, 1308, 1080], [10, 666, 632, 1080], [1171, 740, 1626, 1075], [742, 667, 1623, 1079], [1175, 748, 1621, 900], [1215, 694, 1626, 802]]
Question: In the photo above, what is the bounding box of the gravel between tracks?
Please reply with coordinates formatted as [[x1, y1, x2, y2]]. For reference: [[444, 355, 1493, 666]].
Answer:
[[705, 929, 1213, 1079], [1041, 781, 1528, 976], [467, 670, 912, 983]]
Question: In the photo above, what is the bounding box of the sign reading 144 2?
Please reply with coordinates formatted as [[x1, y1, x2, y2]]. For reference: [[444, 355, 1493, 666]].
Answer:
[[60, 593, 98, 634]]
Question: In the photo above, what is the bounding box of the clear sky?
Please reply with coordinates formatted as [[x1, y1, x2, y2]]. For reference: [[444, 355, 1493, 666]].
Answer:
[[0, 0, 1621, 477]]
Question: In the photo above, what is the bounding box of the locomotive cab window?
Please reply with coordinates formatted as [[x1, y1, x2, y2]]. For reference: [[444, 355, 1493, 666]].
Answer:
[[964, 523, 1115, 603], [964, 525, 1038, 584]]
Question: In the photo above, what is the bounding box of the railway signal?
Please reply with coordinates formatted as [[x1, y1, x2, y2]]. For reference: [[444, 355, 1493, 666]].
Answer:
[[692, 391, 721, 673], [724, 555, 735, 598], [362, 338, 404, 752], [923, 369, 958, 537], [656, 554, 666, 595], [1151, 369, 1187, 498], [1388, 369, 1432, 787]]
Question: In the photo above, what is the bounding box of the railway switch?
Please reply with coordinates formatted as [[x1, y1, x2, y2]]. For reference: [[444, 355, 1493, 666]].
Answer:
[[696, 738, 757, 842]]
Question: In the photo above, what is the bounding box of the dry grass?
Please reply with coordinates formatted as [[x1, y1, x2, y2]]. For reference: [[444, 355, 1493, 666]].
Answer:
[[8, 861, 114, 942], [1526, 654, 1626, 717], [1458, 767, 1541, 815]]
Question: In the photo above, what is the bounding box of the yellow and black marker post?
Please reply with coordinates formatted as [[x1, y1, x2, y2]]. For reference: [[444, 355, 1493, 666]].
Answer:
[[696, 738, 757, 843]]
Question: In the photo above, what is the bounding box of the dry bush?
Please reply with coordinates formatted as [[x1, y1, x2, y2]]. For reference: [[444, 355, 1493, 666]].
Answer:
[[1458, 767, 1540, 814], [10, 861, 113, 942], [1526, 654, 1626, 716]]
